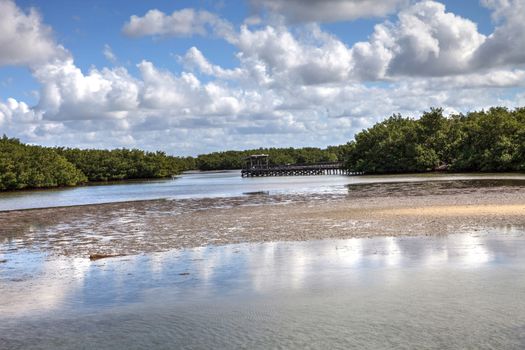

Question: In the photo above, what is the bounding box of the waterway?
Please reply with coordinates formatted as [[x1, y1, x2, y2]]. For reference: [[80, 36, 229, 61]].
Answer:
[[1, 231, 525, 349], [1, 170, 525, 211], [1, 172, 525, 348]]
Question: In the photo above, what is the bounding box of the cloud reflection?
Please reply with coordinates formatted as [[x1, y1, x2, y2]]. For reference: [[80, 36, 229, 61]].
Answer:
[[0, 254, 90, 317], [1, 231, 522, 319]]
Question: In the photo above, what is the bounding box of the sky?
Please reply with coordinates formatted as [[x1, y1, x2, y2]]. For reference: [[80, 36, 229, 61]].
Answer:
[[0, 0, 524, 156]]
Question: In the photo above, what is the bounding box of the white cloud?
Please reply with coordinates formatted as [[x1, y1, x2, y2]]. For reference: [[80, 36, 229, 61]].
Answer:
[[0, 97, 41, 124], [473, 0, 525, 69], [180, 47, 244, 80], [122, 1, 525, 85], [250, 0, 408, 23], [235, 24, 354, 86], [0, 97, 46, 139], [349, 0, 525, 78], [0, 0, 67, 67], [32, 58, 140, 121], [422, 69, 525, 89], [350, 1, 487, 78], [122, 8, 236, 42]]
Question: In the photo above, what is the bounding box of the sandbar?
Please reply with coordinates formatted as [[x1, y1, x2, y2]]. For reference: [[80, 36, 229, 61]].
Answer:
[[1, 180, 524, 257]]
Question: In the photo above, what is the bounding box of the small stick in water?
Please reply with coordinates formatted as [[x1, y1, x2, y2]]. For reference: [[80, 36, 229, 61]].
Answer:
[[89, 253, 125, 261]]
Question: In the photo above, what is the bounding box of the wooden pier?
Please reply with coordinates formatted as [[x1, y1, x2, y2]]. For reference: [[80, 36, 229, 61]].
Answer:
[[241, 155, 361, 177]]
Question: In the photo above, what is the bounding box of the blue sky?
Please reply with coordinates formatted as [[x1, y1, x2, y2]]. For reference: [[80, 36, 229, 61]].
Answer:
[[0, 0, 524, 155]]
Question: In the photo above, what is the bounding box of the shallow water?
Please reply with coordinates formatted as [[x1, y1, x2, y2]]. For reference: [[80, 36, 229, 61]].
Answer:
[[2, 229, 525, 349], [347, 178, 525, 197], [1, 170, 525, 211]]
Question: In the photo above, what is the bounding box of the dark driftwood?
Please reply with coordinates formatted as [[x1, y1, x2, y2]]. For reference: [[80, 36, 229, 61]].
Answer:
[[89, 253, 125, 261]]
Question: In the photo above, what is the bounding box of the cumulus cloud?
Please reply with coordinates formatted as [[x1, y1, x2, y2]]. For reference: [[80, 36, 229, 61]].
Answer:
[[0, 98, 41, 124], [180, 47, 244, 80], [32, 58, 141, 121], [234, 24, 354, 86], [350, 0, 525, 78], [26, 56, 250, 131], [386, 1, 485, 76], [350, 1, 487, 78], [250, 0, 408, 22], [473, 0, 525, 68], [5, 58, 524, 154], [0, 0, 67, 67], [0, 97, 48, 139], [122, 8, 236, 42], [158, 1, 525, 86]]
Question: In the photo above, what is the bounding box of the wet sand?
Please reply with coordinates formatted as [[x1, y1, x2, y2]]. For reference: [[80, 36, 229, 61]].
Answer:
[[382, 204, 525, 216], [1, 180, 524, 257]]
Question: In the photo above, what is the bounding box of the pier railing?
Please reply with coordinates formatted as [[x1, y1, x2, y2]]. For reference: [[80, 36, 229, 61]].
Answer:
[[241, 162, 361, 177]]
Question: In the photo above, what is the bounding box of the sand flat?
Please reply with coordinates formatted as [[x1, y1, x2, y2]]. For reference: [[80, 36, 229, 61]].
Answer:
[[1, 181, 524, 257], [379, 204, 525, 216]]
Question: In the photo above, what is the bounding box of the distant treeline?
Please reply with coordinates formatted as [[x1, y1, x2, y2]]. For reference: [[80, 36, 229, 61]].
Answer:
[[194, 146, 351, 171], [0, 136, 194, 190], [55, 148, 194, 182], [0, 136, 352, 190], [1, 106, 524, 190], [345, 107, 525, 173]]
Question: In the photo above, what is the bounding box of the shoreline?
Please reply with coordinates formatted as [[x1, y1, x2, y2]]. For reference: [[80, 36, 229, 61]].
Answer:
[[1, 181, 524, 258], [0, 198, 172, 214], [0, 176, 177, 196], [1, 170, 524, 202], [1, 171, 525, 213]]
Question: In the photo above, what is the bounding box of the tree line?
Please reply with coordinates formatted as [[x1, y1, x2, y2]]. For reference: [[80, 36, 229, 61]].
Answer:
[[55, 148, 194, 182], [344, 107, 525, 173], [0, 136, 349, 191], [194, 146, 351, 171], [0, 137, 87, 190], [0, 136, 194, 190]]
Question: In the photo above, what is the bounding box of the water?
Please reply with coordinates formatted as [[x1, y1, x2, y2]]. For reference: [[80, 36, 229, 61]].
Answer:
[[2, 170, 524, 348], [1, 170, 525, 211], [2, 230, 525, 349]]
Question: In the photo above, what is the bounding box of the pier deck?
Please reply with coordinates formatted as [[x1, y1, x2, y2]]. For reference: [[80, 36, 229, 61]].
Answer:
[[241, 162, 361, 177]]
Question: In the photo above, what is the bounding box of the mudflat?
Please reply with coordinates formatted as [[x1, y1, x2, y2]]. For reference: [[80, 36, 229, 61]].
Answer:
[[1, 180, 524, 257]]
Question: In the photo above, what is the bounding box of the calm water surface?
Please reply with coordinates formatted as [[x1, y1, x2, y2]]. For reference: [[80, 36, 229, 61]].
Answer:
[[1, 229, 525, 349], [1, 170, 525, 211], [2, 172, 525, 348]]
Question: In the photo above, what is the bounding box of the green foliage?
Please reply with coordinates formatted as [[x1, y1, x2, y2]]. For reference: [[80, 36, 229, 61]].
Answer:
[[0, 136, 195, 190], [0, 136, 87, 190], [450, 107, 522, 171], [346, 114, 430, 173], [345, 107, 525, 174], [55, 148, 193, 182]]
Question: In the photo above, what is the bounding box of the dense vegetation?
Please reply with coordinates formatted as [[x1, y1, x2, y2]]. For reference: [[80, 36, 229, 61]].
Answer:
[[55, 148, 194, 181], [0, 136, 87, 190], [0, 136, 194, 190], [345, 107, 525, 173]]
